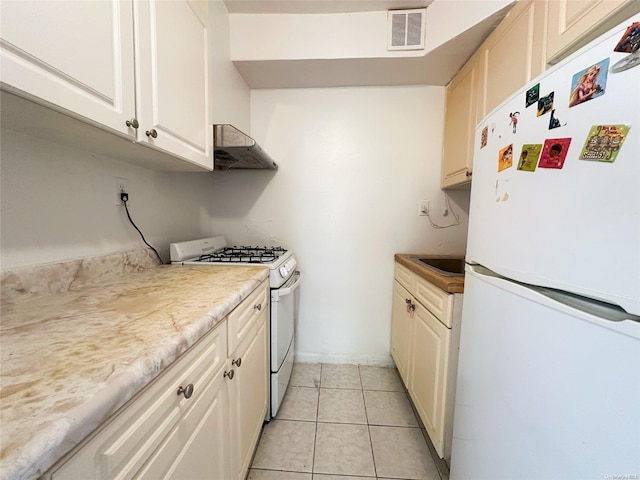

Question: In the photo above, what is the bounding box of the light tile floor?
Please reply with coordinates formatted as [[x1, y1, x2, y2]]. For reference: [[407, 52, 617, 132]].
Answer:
[[248, 363, 450, 480]]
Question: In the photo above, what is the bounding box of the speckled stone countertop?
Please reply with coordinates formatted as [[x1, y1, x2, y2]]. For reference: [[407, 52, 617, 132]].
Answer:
[[395, 254, 465, 293], [0, 249, 268, 480]]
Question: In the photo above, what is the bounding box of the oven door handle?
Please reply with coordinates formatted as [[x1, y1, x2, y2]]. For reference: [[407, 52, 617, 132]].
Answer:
[[278, 271, 302, 296]]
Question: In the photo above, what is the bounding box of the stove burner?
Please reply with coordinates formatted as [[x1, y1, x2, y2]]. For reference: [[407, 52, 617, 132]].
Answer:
[[197, 245, 287, 264]]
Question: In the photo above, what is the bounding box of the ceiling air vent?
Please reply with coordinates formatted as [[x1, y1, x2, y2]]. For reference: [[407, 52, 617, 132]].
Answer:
[[387, 8, 426, 51]]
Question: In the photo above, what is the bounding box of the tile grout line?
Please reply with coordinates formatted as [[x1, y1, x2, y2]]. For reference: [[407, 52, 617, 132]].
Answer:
[[310, 363, 322, 476], [403, 382, 450, 480], [359, 364, 379, 480]]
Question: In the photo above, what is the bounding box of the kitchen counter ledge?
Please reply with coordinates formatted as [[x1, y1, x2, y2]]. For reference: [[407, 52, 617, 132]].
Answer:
[[0, 258, 268, 480], [395, 254, 465, 293]]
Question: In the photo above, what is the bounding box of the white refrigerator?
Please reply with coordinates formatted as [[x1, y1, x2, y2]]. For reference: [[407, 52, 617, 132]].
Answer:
[[451, 14, 640, 480]]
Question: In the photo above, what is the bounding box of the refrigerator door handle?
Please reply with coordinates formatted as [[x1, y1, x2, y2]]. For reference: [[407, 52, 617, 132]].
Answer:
[[467, 264, 640, 326]]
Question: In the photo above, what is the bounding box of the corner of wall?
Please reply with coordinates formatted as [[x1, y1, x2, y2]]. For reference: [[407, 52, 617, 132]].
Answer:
[[208, 0, 251, 133]]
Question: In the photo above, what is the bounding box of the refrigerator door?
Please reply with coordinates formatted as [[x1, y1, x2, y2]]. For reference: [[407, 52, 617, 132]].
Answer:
[[466, 14, 640, 315], [451, 266, 640, 480]]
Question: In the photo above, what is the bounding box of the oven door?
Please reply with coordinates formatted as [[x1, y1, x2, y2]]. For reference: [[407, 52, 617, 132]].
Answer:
[[270, 271, 301, 372]]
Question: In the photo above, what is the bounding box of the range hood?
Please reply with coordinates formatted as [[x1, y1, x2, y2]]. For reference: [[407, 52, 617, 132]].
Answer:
[[213, 124, 278, 170]]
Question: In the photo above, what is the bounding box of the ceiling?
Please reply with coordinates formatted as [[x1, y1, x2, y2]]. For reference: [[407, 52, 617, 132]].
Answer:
[[223, 0, 433, 14], [223, 0, 514, 88]]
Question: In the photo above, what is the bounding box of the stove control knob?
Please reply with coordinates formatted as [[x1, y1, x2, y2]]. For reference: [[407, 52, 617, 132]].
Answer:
[[279, 266, 288, 278]]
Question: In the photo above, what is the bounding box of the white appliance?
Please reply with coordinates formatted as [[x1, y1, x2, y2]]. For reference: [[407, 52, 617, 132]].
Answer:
[[451, 15, 640, 480], [170, 236, 301, 419]]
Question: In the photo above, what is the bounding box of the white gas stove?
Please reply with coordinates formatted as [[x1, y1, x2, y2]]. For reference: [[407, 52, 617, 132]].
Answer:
[[170, 236, 297, 289], [169, 236, 300, 419]]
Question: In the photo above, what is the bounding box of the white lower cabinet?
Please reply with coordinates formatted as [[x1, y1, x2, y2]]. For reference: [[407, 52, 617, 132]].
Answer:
[[390, 281, 412, 384], [227, 282, 269, 480], [390, 262, 461, 463], [409, 301, 451, 454], [43, 280, 269, 480], [133, 339, 230, 480], [228, 320, 268, 480]]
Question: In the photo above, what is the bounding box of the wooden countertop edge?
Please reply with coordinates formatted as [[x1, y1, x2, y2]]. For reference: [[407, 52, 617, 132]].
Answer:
[[394, 254, 465, 293]]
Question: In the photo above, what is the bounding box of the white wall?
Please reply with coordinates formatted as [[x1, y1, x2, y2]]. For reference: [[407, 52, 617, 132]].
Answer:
[[207, 86, 470, 364], [0, 130, 217, 269], [229, 1, 513, 61], [209, 0, 251, 131]]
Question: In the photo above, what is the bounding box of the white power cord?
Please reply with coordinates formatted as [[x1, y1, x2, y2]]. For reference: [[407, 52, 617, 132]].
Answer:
[[426, 193, 460, 229]]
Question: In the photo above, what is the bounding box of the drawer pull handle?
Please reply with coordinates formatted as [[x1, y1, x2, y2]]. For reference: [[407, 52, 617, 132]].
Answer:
[[146, 128, 158, 138], [232, 357, 242, 368], [177, 383, 194, 399], [254, 303, 262, 311], [224, 369, 235, 380], [125, 118, 139, 129]]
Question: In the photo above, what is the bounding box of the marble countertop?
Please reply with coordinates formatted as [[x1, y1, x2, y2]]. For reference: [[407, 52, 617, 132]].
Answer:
[[395, 254, 465, 293], [0, 256, 268, 480]]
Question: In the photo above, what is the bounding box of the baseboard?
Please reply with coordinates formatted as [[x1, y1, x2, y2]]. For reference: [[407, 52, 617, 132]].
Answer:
[[294, 352, 395, 367]]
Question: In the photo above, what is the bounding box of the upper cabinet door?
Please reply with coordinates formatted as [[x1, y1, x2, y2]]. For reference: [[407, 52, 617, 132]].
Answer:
[[546, 0, 640, 64], [0, 0, 135, 136], [441, 55, 479, 189], [134, 0, 212, 170], [477, 0, 548, 119], [441, 0, 548, 189]]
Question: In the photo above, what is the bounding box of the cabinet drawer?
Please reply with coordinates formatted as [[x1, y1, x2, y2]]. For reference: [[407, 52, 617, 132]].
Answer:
[[415, 276, 453, 328], [394, 263, 414, 292], [49, 322, 227, 480], [228, 280, 268, 355]]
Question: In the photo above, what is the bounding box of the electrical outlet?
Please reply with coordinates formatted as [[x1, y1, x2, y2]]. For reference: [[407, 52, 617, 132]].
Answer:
[[419, 199, 429, 216], [114, 177, 130, 206]]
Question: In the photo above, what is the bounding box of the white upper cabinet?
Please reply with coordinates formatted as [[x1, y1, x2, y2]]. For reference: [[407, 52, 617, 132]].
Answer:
[[441, 54, 480, 188], [441, 0, 548, 189], [0, 0, 211, 171], [477, 0, 548, 118], [134, 0, 211, 169], [546, 0, 640, 64], [0, 0, 135, 135]]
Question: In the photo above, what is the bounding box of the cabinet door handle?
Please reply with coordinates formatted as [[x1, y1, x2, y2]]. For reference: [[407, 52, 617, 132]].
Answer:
[[232, 357, 242, 368], [405, 299, 416, 313], [224, 369, 235, 380], [254, 303, 262, 311], [125, 118, 139, 129], [177, 383, 194, 399], [466, 170, 473, 177], [146, 128, 158, 138]]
